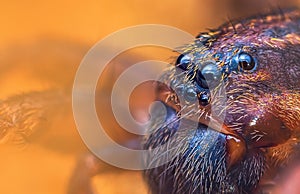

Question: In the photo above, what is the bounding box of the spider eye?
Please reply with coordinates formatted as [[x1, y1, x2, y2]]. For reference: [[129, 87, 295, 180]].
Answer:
[[176, 54, 191, 70], [196, 62, 222, 89], [238, 52, 257, 71], [198, 91, 210, 106]]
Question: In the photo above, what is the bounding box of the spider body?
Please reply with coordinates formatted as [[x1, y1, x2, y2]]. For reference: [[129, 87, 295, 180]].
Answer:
[[143, 9, 300, 194]]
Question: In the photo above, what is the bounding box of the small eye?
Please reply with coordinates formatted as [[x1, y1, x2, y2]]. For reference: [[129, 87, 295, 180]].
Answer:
[[184, 87, 197, 103], [198, 92, 210, 106], [238, 52, 257, 71], [176, 54, 191, 70]]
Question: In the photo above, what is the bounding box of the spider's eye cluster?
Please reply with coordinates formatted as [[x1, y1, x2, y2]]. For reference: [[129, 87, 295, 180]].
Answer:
[[174, 51, 257, 107]]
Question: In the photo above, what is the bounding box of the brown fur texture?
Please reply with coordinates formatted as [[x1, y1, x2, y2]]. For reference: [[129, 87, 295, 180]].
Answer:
[[144, 9, 300, 194]]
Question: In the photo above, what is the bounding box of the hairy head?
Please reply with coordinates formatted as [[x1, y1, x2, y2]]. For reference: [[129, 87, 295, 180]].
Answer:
[[144, 9, 300, 194]]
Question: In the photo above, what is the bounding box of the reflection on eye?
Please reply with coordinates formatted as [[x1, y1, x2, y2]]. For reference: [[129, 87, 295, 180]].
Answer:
[[237, 52, 257, 71], [198, 91, 210, 106], [184, 86, 197, 103], [176, 54, 191, 70], [196, 62, 222, 89]]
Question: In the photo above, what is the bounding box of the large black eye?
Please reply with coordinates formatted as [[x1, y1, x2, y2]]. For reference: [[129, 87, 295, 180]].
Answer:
[[196, 62, 222, 89], [176, 54, 191, 70], [238, 52, 256, 71]]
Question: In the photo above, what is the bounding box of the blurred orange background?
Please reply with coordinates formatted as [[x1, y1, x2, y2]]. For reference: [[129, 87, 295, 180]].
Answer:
[[0, 1, 218, 194], [1, 1, 299, 194]]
